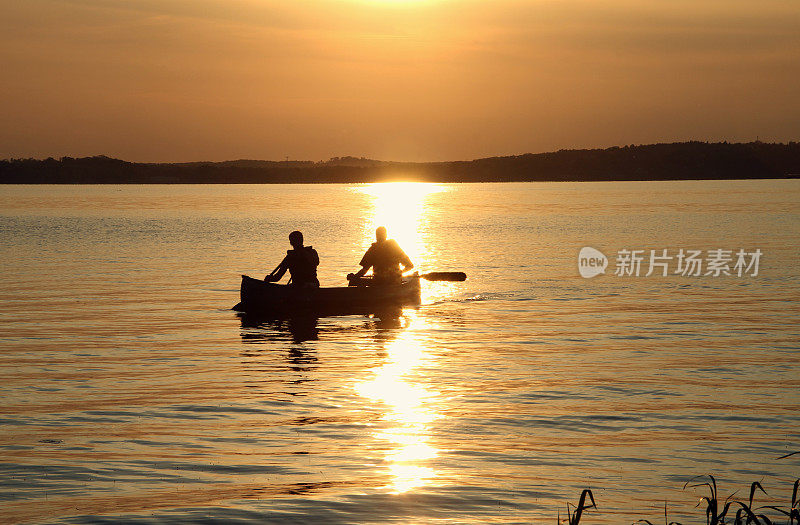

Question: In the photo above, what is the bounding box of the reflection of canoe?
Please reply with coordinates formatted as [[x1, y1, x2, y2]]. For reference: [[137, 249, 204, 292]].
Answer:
[[232, 274, 421, 317]]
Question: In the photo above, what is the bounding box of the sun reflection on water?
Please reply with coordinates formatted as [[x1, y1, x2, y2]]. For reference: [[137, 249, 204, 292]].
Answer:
[[354, 313, 440, 493], [354, 182, 447, 264], [350, 182, 448, 493]]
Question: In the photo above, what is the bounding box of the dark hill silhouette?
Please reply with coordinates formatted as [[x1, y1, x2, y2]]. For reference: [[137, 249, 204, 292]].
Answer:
[[1, 142, 798, 184]]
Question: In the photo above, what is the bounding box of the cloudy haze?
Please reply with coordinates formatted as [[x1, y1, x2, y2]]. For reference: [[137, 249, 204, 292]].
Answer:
[[2, 0, 798, 161]]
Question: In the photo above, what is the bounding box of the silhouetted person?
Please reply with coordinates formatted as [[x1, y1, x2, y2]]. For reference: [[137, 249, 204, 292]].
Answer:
[[349, 226, 413, 285], [265, 231, 320, 288]]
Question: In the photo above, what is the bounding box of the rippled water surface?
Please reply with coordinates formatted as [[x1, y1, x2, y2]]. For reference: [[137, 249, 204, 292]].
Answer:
[[1, 181, 799, 524]]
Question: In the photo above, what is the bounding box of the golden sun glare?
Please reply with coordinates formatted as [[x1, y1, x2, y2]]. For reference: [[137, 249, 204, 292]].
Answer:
[[355, 182, 447, 264], [353, 312, 440, 493]]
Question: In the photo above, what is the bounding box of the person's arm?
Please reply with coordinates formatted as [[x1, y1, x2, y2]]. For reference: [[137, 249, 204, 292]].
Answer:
[[351, 246, 373, 278], [393, 241, 413, 272], [400, 253, 413, 272], [265, 258, 288, 282], [353, 264, 370, 278]]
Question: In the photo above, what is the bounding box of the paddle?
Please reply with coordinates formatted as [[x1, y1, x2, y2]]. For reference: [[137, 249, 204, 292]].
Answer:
[[264, 262, 282, 282], [419, 272, 467, 282]]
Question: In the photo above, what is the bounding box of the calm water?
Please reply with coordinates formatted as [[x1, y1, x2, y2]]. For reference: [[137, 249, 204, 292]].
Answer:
[[1, 181, 798, 524]]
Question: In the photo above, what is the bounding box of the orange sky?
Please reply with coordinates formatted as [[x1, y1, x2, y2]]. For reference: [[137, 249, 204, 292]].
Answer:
[[1, 0, 799, 162]]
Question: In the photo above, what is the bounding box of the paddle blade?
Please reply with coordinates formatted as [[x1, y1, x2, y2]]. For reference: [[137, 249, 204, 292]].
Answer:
[[421, 272, 467, 282]]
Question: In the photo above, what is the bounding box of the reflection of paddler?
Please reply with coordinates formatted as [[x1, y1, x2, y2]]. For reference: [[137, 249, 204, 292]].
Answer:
[[349, 226, 413, 285]]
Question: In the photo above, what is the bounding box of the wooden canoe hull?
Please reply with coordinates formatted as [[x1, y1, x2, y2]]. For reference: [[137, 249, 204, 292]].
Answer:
[[233, 274, 421, 317]]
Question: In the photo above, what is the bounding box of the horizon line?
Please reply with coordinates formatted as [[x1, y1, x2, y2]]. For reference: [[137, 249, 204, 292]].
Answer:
[[4, 139, 798, 165]]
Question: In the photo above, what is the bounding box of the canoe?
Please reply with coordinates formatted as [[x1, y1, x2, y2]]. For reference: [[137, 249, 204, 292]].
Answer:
[[232, 274, 421, 317]]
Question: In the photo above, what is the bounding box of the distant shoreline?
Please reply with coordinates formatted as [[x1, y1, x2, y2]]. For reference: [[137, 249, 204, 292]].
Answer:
[[2, 141, 799, 184]]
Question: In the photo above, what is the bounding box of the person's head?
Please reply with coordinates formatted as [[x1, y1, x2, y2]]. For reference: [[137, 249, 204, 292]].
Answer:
[[375, 226, 387, 242], [289, 230, 304, 248]]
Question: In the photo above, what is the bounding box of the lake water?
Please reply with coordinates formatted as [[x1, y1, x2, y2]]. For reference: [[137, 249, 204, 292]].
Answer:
[[0, 181, 798, 524]]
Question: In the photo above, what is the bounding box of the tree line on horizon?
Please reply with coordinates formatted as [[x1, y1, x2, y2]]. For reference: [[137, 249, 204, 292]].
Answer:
[[1, 141, 799, 183]]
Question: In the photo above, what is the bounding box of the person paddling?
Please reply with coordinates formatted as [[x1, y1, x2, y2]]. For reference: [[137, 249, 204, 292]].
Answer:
[[265, 231, 320, 288], [349, 226, 413, 285]]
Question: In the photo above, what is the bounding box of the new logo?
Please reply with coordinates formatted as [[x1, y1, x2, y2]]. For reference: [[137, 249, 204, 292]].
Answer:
[[578, 247, 608, 278]]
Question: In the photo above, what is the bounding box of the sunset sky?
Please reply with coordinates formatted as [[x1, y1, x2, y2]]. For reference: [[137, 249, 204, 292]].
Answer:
[[2, 0, 799, 162]]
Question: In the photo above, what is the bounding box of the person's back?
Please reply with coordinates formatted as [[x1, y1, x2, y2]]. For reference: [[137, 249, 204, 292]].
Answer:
[[351, 227, 413, 285], [284, 245, 319, 286], [361, 239, 410, 282], [265, 231, 320, 288]]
